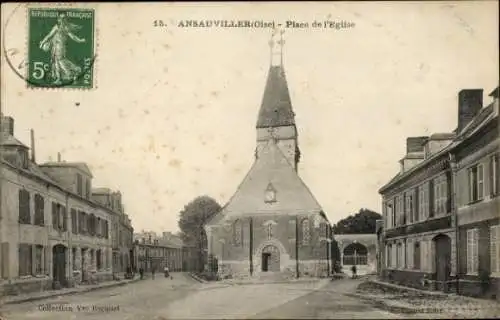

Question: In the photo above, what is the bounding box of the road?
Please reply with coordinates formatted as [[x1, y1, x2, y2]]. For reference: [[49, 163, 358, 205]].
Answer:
[[0, 274, 407, 319], [0, 273, 200, 320]]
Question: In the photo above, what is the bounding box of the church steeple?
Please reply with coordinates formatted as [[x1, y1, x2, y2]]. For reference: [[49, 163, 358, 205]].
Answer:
[[257, 29, 295, 129], [255, 30, 300, 171]]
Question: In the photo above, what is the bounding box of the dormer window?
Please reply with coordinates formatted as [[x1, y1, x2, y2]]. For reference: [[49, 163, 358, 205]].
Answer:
[[264, 182, 277, 203]]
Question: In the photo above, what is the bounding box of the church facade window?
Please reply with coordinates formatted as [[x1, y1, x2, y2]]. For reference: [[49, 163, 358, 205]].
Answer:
[[264, 183, 277, 203], [267, 223, 273, 240], [233, 220, 242, 246], [301, 218, 310, 245]]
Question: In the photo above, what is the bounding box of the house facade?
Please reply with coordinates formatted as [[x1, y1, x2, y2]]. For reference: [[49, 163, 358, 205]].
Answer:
[[133, 231, 198, 273], [378, 87, 499, 298], [92, 188, 134, 274], [205, 43, 332, 280], [0, 114, 132, 296]]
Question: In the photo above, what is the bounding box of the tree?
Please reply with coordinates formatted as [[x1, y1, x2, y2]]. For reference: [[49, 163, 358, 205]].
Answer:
[[332, 208, 382, 234], [178, 196, 222, 272]]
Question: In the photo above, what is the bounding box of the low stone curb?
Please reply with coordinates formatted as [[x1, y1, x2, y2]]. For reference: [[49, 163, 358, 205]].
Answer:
[[343, 292, 426, 314], [368, 279, 448, 296], [188, 273, 208, 283], [2, 277, 141, 305]]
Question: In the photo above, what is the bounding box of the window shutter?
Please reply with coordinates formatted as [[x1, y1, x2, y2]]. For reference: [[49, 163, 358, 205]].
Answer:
[[446, 172, 452, 214], [491, 226, 498, 273], [467, 230, 472, 273], [428, 180, 434, 218], [414, 188, 419, 222], [473, 229, 479, 273], [62, 207, 67, 231], [52, 202, 57, 228]]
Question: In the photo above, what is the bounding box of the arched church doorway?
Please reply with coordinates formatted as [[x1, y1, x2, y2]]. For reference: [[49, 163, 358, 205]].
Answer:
[[261, 245, 280, 272], [433, 234, 451, 292], [343, 242, 368, 266], [53, 244, 67, 288]]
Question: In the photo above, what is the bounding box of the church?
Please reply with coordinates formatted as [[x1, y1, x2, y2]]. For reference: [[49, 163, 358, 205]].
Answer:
[[205, 33, 332, 280]]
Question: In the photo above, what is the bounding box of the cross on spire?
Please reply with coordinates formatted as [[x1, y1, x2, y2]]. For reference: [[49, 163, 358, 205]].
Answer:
[[269, 27, 285, 66]]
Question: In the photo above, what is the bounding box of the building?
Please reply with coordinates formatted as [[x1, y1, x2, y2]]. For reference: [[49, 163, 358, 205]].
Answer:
[[204, 38, 332, 280], [454, 87, 499, 298], [335, 234, 377, 276], [0, 114, 132, 296], [378, 87, 499, 298], [133, 231, 197, 273], [92, 188, 134, 274]]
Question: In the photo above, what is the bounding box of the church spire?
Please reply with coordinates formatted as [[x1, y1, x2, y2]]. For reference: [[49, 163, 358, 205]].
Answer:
[[256, 29, 295, 129]]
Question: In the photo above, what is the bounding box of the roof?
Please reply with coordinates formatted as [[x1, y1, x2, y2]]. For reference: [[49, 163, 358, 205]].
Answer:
[[457, 103, 495, 139], [40, 161, 93, 177], [379, 100, 498, 194], [489, 86, 499, 98], [256, 65, 295, 128], [207, 140, 322, 225], [0, 133, 28, 148], [92, 187, 113, 194]]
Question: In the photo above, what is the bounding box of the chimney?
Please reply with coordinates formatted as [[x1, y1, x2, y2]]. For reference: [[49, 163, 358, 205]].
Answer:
[[0, 115, 14, 136], [57, 152, 61, 162], [406, 137, 428, 153], [30, 129, 36, 162], [458, 89, 483, 133]]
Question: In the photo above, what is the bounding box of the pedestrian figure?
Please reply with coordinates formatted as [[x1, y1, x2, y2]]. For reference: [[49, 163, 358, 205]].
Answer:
[[152, 267, 156, 280], [139, 267, 144, 280], [164, 266, 172, 279], [351, 265, 357, 279]]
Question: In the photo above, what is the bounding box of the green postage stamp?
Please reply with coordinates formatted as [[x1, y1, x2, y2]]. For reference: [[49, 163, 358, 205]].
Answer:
[[27, 8, 95, 89]]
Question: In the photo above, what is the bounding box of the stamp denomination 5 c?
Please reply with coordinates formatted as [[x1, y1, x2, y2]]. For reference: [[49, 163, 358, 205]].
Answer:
[[27, 8, 95, 89]]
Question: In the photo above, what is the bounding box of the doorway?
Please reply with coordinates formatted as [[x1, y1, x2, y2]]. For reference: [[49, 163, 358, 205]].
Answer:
[[52, 244, 67, 288], [262, 253, 271, 272], [434, 234, 451, 292], [261, 245, 280, 272]]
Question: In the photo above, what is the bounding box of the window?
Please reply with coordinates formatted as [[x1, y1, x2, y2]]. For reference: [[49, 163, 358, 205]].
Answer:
[[267, 223, 273, 240], [467, 228, 479, 274], [386, 244, 392, 268], [386, 201, 394, 229], [418, 183, 429, 221], [97, 218, 101, 237], [96, 249, 102, 270], [433, 174, 448, 215], [52, 202, 58, 228], [406, 239, 413, 269], [395, 196, 404, 226], [301, 219, 310, 245], [320, 222, 328, 237], [413, 242, 421, 270], [233, 220, 242, 246], [18, 244, 32, 276], [60, 206, 66, 231], [264, 183, 277, 203], [18, 189, 31, 224], [72, 247, 77, 271], [491, 155, 499, 196], [71, 209, 78, 234], [468, 164, 484, 203], [34, 194, 44, 226], [405, 191, 415, 224], [90, 249, 95, 269], [34, 245, 43, 275], [76, 173, 83, 196], [490, 225, 500, 274]]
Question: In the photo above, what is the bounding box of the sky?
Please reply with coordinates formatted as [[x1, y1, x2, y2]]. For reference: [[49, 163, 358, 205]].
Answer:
[[1, 2, 498, 234]]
